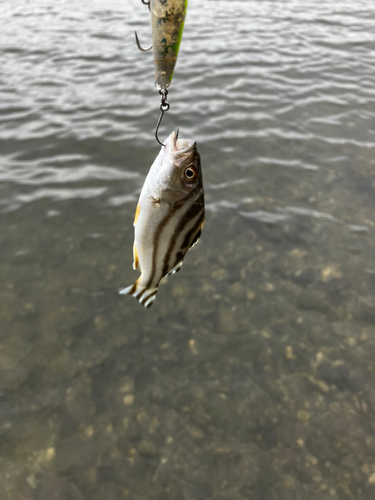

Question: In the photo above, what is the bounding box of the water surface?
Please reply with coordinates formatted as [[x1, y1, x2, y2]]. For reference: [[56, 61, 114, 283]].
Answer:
[[1, 1, 375, 499]]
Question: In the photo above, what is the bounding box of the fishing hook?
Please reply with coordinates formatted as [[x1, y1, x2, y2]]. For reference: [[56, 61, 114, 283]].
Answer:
[[135, 0, 152, 51], [135, 31, 153, 52], [155, 89, 170, 147], [141, 0, 151, 10]]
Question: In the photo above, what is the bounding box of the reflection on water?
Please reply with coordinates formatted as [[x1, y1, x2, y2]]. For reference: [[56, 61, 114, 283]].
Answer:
[[1, 0, 375, 499]]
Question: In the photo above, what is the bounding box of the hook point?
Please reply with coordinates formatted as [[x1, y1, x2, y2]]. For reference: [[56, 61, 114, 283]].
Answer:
[[135, 31, 153, 52]]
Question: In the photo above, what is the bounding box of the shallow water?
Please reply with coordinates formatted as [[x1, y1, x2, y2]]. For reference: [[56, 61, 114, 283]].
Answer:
[[1, 0, 375, 499]]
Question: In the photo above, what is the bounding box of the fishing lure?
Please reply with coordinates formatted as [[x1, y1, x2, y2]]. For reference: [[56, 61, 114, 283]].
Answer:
[[120, 130, 204, 307], [135, 0, 188, 145]]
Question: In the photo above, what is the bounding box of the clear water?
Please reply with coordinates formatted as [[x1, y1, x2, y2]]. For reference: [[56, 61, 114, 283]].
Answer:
[[1, 0, 375, 499]]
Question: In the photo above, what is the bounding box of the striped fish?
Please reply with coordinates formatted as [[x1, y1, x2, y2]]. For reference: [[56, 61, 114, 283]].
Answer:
[[120, 130, 204, 307]]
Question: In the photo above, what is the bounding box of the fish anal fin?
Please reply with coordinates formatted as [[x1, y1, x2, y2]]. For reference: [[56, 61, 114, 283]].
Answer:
[[190, 218, 205, 249], [167, 260, 184, 277], [134, 204, 141, 226], [190, 229, 202, 249]]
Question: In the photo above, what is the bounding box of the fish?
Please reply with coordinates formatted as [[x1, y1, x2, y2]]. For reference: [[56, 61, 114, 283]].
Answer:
[[151, 0, 188, 89], [120, 130, 204, 307]]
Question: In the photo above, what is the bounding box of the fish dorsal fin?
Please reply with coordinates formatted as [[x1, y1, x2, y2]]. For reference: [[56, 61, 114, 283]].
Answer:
[[133, 204, 141, 226], [133, 244, 141, 271]]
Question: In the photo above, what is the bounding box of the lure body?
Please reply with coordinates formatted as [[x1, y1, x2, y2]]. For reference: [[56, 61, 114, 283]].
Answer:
[[120, 130, 204, 307], [151, 0, 188, 89]]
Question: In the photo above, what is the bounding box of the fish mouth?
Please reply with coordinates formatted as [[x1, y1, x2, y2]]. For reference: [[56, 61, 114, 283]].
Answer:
[[165, 129, 196, 159]]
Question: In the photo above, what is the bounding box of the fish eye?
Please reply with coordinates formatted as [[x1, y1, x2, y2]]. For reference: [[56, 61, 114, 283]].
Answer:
[[184, 165, 197, 180]]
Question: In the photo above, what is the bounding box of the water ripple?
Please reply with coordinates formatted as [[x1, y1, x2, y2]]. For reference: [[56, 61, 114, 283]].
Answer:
[[0, 0, 374, 212]]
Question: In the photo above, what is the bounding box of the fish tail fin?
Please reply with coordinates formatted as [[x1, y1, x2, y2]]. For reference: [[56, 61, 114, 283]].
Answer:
[[119, 279, 158, 308]]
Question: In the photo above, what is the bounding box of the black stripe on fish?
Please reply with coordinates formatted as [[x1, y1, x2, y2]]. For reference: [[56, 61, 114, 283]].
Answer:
[[174, 251, 184, 268], [135, 289, 145, 299], [190, 228, 202, 248], [145, 297, 156, 308], [145, 200, 187, 290], [119, 281, 158, 307], [167, 255, 184, 276], [140, 289, 157, 306], [161, 195, 204, 279], [181, 212, 205, 250]]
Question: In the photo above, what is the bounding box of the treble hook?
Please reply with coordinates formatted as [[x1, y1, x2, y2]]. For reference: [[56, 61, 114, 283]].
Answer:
[[155, 89, 170, 147], [135, 0, 152, 51], [135, 31, 153, 52]]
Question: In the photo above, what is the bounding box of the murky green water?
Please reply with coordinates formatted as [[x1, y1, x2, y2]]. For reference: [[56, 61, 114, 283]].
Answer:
[[1, 0, 375, 499]]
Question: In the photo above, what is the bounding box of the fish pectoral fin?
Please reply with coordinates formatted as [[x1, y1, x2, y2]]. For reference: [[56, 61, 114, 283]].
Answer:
[[133, 244, 141, 271], [167, 260, 184, 277], [149, 196, 161, 206], [119, 279, 158, 308]]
